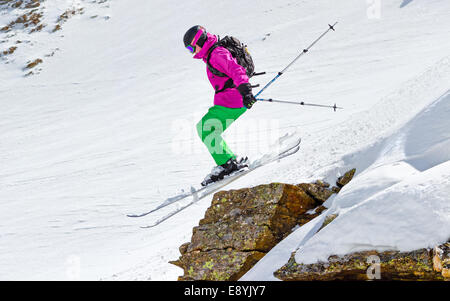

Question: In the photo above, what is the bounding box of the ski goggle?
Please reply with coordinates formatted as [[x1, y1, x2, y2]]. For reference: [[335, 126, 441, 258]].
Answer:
[[186, 44, 196, 53]]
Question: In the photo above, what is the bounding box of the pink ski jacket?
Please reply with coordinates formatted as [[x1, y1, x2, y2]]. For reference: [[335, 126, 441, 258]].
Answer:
[[194, 33, 249, 108]]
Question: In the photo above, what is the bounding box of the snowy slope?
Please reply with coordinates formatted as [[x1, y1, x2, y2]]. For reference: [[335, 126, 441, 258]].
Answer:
[[1, 0, 450, 280]]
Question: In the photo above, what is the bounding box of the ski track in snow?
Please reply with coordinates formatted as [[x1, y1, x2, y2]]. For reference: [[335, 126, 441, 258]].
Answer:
[[1, 0, 450, 280]]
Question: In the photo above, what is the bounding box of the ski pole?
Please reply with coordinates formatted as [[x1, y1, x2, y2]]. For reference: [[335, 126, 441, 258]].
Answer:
[[255, 22, 338, 98], [256, 98, 343, 111]]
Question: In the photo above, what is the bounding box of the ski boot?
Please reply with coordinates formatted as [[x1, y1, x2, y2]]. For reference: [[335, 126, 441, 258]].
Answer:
[[201, 157, 249, 187]]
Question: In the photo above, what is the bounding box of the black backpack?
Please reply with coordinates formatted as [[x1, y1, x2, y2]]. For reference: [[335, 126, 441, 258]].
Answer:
[[206, 36, 255, 79]]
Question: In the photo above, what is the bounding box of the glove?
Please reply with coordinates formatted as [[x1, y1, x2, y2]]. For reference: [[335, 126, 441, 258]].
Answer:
[[243, 94, 257, 109], [237, 83, 257, 109]]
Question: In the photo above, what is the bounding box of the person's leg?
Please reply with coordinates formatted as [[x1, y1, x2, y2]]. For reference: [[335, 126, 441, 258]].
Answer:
[[196, 105, 247, 166]]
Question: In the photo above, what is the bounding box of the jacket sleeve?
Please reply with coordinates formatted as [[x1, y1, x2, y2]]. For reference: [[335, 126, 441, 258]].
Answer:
[[209, 47, 249, 87]]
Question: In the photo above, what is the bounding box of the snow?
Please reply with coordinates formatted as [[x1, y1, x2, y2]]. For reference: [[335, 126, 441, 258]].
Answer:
[[1, 0, 450, 280]]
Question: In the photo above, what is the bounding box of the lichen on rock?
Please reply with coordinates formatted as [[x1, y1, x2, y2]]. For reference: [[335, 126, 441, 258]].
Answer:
[[170, 249, 266, 281], [336, 168, 356, 188], [296, 180, 335, 203], [274, 242, 450, 281]]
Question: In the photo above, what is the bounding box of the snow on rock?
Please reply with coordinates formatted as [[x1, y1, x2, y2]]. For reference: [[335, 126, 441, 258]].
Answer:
[[243, 90, 450, 280], [300, 160, 450, 262]]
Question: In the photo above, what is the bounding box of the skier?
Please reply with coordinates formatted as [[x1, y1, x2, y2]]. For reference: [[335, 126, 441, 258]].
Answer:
[[183, 25, 257, 186]]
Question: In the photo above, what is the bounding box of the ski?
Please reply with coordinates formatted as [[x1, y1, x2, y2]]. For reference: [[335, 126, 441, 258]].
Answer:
[[127, 133, 301, 219], [140, 140, 301, 228]]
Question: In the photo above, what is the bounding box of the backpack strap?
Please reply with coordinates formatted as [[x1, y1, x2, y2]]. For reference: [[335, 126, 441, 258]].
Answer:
[[206, 38, 228, 78], [214, 78, 235, 94], [206, 37, 236, 94]]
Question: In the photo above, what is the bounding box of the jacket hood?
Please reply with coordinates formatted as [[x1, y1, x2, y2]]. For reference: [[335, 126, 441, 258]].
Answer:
[[193, 32, 218, 60]]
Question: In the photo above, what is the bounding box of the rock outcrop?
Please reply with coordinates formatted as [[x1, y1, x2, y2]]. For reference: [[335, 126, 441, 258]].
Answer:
[[336, 168, 356, 188], [170, 183, 320, 280], [170, 169, 357, 281], [332, 168, 356, 193], [274, 242, 450, 281]]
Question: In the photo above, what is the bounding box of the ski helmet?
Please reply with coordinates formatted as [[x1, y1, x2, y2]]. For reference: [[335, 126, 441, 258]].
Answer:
[[183, 25, 207, 51]]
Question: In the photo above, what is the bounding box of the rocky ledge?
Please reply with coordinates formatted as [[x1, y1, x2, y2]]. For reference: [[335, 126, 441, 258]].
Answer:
[[170, 169, 356, 281], [274, 242, 450, 281]]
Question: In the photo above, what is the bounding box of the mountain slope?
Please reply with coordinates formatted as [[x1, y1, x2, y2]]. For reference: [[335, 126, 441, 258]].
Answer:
[[1, 0, 449, 280]]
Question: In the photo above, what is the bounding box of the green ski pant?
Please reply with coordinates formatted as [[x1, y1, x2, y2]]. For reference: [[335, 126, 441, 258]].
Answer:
[[196, 105, 247, 166]]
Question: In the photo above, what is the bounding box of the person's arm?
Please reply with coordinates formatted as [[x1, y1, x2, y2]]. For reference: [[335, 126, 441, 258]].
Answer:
[[211, 48, 256, 109], [210, 47, 249, 87]]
